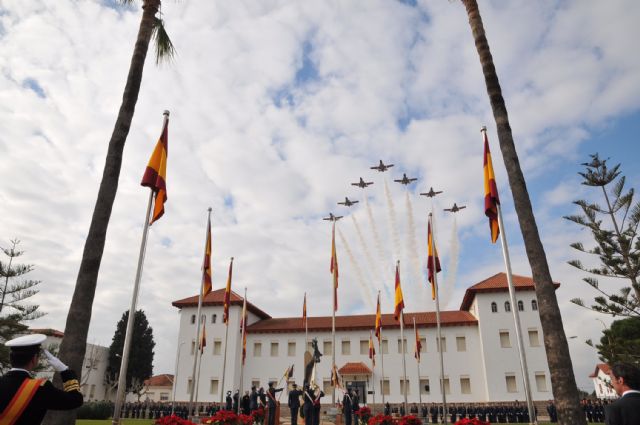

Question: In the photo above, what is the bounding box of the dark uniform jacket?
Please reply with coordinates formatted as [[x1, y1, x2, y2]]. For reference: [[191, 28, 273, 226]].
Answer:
[[605, 392, 640, 425], [0, 369, 83, 425]]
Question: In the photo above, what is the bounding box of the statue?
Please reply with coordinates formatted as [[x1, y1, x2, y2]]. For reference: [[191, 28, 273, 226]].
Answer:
[[303, 338, 322, 387]]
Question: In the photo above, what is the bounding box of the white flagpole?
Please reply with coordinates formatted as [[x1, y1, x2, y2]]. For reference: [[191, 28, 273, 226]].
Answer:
[[238, 288, 248, 415], [111, 189, 154, 425], [496, 204, 536, 424], [304, 292, 308, 349], [379, 325, 385, 410], [430, 212, 447, 424], [400, 309, 408, 414], [220, 316, 230, 404], [332, 221, 337, 405], [414, 317, 422, 407], [370, 330, 376, 409], [194, 324, 204, 411], [188, 208, 211, 416]]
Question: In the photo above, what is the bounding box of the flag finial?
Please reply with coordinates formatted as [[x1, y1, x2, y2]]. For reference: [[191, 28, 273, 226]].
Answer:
[[163, 110, 170, 117]]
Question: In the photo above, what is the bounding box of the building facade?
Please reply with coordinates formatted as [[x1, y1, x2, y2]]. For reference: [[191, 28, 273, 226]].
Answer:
[[589, 364, 617, 399], [172, 273, 556, 404]]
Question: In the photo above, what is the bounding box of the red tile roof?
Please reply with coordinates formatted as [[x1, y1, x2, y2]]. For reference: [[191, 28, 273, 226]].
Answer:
[[589, 363, 611, 378], [144, 374, 174, 387], [172, 288, 271, 319], [459, 273, 560, 311], [339, 362, 372, 375], [247, 311, 477, 334], [29, 328, 65, 338]]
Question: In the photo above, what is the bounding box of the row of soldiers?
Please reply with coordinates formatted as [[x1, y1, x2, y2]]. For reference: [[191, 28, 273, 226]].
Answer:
[[379, 402, 537, 423], [579, 398, 612, 423]]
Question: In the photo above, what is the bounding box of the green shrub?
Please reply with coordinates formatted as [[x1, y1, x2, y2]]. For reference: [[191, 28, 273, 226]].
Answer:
[[76, 401, 113, 420]]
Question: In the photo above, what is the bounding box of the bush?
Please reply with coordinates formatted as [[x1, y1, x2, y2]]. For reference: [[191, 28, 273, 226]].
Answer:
[[76, 401, 113, 420]]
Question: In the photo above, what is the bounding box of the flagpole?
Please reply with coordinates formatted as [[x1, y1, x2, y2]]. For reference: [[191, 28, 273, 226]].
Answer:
[[304, 292, 308, 349], [370, 330, 376, 410], [379, 325, 385, 410], [111, 189, 154, 425], [496, 204, 536, 424], [414, 317, 422, 407], [238, 287, 247, 415], [194, 334, 204, 409], [430, 212, 447, 424], [399, 309, 408, 414], [188, 208, 212, 417], [331, 221, 337, 406], [220, 317, 230, 404]]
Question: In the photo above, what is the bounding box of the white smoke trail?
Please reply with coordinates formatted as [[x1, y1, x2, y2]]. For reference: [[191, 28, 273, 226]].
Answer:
[[404, 191, 423, 291], [383, 179, 401, 263], [441, 215, 459, 309], [338, 228, 375, 310], [364, 196, 392, 301], [351, 214, 382, 298]]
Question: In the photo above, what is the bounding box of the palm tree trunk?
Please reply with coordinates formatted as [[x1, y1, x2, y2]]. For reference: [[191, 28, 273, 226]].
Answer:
[[460, 1, 585, 424], [44, 1, 160, 424]]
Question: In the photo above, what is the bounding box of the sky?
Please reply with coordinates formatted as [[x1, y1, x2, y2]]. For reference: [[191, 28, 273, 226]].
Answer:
[[1, 0, 639, 392]]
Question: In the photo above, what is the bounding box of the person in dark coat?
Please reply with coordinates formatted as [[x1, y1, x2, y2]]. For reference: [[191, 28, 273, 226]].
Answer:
[[342, 389, 353, 425], [303, 385, 315, 425], [288, 383, 302, 425], [242, 391, 251, 415], [0, 334, 83, 425], [605, 363, 640, 425], [250, 386, 259, 412], [312, 389, 324, 425], [267, 381, 283, 425], [233, 390, 240, 413], [259, 387, 268, 408], [384, 402, 391, 416], [226, 391, 233, 410]]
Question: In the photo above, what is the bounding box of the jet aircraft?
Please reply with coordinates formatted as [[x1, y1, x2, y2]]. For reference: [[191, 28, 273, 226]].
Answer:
[[370, 160, 394, 172], [394, 173, 417, 185], [323, 213, 344, 221], [420, 187, 443, 198], [351, 178, 374, 188], [337, 197, 359, 207], [444, 203, 467, 213]]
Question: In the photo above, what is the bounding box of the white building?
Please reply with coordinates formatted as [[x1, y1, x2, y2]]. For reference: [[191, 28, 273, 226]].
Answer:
[[142, 374, 175, 402], [589, 364, 617, 399], [171, 273, 556, 404], [29, 328, 110, 402]]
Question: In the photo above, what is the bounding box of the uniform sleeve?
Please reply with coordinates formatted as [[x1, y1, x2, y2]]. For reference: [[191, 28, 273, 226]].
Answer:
[[40, 369, 84, 410]]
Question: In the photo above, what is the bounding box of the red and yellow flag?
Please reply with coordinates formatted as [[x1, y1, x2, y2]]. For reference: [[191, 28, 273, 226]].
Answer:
[[201, 215, 213, 296], [223, 257, 233, 324], [414, 322, 422, 363], [427, 216, 441, 300], [483, 128, 501, 243], [141, 112, 169, 224], [302, 292, 307, 328], [393, 261, 404, 321], [374, 292, 382, 342], [331, 364, 342, 389], [199, 322, 207, 355], [330, 222, 339, 311], [369, 330, 376, 367]]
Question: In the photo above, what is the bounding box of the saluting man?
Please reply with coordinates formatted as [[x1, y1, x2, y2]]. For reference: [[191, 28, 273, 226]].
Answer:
[[0, 334, 83, 424]]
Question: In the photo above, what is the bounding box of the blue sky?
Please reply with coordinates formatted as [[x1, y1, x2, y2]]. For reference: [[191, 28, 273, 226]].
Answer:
[[0, 0, 639, 391]]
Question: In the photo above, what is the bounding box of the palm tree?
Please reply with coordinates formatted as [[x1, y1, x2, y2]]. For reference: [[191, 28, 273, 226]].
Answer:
[[460, 1, 585, 423], [45, 1, 173, 424]]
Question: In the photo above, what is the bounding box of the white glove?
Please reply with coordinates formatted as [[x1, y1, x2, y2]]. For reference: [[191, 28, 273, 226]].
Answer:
[[43, 349, 69, 372]]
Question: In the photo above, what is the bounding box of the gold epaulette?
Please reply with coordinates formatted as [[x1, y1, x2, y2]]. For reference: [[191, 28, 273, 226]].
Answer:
[[63, 379, 80, 392]]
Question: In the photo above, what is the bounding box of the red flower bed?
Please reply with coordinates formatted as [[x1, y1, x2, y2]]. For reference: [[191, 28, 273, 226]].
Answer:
[[397, 415, 421, 425], [368, 414, 396, 425], [454, 418, 491, 425], [251, 407, 265, 424], [202, 410, 240, 425], [354, 407, 372, 424], [155, 415, 196, 425]]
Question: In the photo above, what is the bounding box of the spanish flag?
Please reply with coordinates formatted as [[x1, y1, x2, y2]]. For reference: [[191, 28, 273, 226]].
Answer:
[[302, 293, 307, 328], [483, 127, 500, 243], [374, 292, 382, 342], [331, 364, 342, 389], [414, 323, 422, 362], [330, 222, 339, 311], [201, 215, 213, 296], [223, 257, 233, 324], [393, 261, 404, 321], [369, 330, 376, 367], [141, 111, 169, 224], [427, 217, 441, 300]]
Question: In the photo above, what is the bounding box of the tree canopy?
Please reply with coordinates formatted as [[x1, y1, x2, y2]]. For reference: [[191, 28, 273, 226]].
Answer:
[[590, 316, 640, 366]]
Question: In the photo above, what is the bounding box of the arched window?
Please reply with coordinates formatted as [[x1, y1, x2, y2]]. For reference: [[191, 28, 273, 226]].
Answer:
[[504, 301, 511, 312], [531, 300, 538, 311], [518, 300, 524, 311], [491, 302, 498, 313], [212, 314, 217, 324], [190, 314, 196, 324]]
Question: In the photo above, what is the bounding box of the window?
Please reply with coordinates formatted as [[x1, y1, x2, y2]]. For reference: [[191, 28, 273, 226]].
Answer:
[[518, 300, 524, 311], [323, 379, 333, 395], [323, 341, 332, 355], [210, 379, 219, 394], [342, 340, 351, 355], [528, 330, 540, 347], [456, 336, 467, 352], [420, 378, 430, 395], [531, 300, 538, 311], [288, 342, 296, 356], [437, 337, 446, 352], [254, 342, 262, 357], [191, 314, 196, 324], [491, 302, 498, 313], [535, 373, 548, 392], [360, 340, 369, 355], [504, 301, 511, 312], [419, 338, 426, 353], [270, 342, 279, 357], [500, 331, 511, 348], [381, 339, 389, 354], [191, 340, 196, 355], [460, 377, 471, 394], [380, 379, 390, 395], [397, 338, 407, 354], [440, 378, 450, 395], [160, 392, 169, 401], [505, 375, 517, 393], [212, 314, 217, 324], [400, 379, 410, 395], [187, 378, 193, 394], [213, 340, 222, 355]]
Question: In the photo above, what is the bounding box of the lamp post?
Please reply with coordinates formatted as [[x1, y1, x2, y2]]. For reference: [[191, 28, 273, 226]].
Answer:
[[172, 341, 186, 415]]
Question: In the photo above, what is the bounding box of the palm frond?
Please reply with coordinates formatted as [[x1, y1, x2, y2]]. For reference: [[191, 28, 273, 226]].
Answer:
[[153, 17, 176, 65]]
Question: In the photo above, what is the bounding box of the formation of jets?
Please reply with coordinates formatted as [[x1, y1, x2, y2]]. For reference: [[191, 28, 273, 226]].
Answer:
[[337, 197, 359, 207], [444, 203, 466, 213], [394, 173, 418, 185]]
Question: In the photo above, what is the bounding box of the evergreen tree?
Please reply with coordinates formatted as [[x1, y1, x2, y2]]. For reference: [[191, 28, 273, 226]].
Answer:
[[106, 310, 155, 399], [588, 316, 640, 366], [565, 154, 640, 318], [0, 239, 44, 371]]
